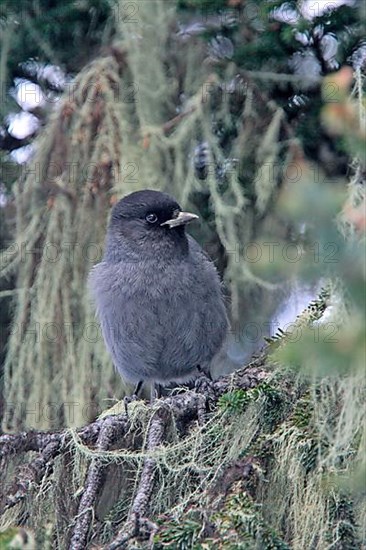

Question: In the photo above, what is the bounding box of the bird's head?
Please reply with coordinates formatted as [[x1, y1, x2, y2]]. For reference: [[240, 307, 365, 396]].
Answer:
[[105, 190, 199, 262]]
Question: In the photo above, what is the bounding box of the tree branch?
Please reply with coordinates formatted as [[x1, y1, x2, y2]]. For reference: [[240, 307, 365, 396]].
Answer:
[[69, 415, 128, 550], [0, 363, 269, 547]]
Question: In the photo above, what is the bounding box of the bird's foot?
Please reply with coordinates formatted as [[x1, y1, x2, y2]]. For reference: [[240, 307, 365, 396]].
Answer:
[[123, 393, 139, 417], [150, 383, 163, 403], [123, 380, 144, 416], [195, 375, 216, 400], [194, 366, 217, 408]]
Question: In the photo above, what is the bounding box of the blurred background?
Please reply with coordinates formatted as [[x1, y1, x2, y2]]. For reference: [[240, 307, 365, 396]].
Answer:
[[0, 0, 365, 431]]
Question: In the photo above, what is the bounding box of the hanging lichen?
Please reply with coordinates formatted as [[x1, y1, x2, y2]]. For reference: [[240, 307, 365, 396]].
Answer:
[[1, 53, 131, 430]]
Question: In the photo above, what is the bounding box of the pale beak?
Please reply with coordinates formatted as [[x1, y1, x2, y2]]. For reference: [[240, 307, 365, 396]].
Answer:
[[161, 211, 199, 228]]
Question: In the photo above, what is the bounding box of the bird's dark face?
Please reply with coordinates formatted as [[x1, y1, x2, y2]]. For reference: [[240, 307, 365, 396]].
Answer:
[[105, 190, 198, 261]]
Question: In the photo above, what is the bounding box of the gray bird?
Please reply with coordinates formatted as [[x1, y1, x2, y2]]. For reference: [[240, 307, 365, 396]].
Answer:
[[89, 189, 228, 396]]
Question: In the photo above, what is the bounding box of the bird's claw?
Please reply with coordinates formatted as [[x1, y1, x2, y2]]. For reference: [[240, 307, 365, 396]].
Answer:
[[124, 394, 139, 416], [194, 373, 217, 403]]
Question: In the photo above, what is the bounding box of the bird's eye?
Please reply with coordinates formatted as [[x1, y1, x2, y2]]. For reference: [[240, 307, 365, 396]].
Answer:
[[145, 213, 158, 224]]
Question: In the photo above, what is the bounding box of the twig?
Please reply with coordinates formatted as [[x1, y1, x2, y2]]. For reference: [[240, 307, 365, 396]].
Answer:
[[0, 430, 62, 459], [0, 413, 129, 517], [107, 403, 170, 550], [132, 406, 169, 518], [107, 516, 158, 550], [1, 440, 61, 512], [162, 107, 196, 135], [0, 412, 128, 460], [106, 406, 170, 549], [69, 415, 128, 550]]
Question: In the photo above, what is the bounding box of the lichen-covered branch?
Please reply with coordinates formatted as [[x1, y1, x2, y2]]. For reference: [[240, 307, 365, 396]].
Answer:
[[0, 364, 268, 542], [0, 413, 129, 515], [69, 415, 128, 550], [106, 406, 170, 549], [1, 440, 61, 513]]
